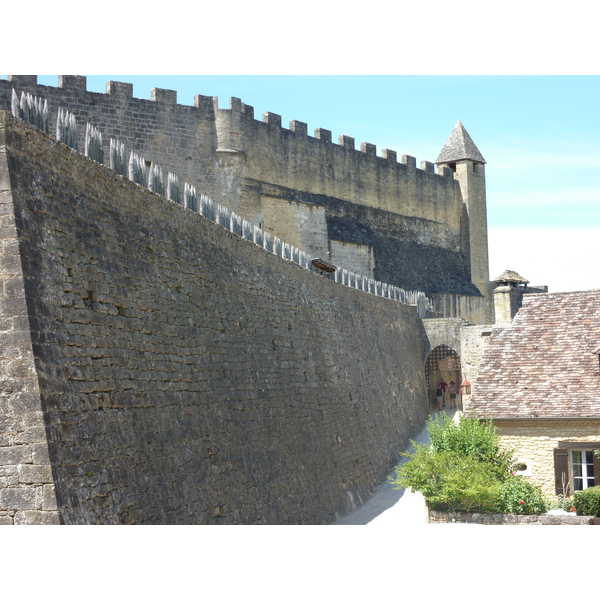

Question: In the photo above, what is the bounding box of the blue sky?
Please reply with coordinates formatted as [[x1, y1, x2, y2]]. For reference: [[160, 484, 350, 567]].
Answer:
[[8, 74, 597, 294]]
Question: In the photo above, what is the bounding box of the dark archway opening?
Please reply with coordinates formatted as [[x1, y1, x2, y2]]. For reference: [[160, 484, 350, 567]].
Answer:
[[425, 345, 462, 412]]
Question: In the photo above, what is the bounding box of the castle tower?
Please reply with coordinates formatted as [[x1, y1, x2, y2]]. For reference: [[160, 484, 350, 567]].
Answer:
[[213, 97, 247, 214], [436, 120, 491, 322]]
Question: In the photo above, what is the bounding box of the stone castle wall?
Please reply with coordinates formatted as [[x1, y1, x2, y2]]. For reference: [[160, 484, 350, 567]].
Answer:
[[0, 76, 482, 304], [0, 113, 430, 524]]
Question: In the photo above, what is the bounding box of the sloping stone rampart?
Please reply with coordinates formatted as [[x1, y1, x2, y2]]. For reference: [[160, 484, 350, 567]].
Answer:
[[0, 113, 430, 524]]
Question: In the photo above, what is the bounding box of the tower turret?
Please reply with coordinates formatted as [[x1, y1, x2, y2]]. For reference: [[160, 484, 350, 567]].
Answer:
[[436, 120, 491, 322]]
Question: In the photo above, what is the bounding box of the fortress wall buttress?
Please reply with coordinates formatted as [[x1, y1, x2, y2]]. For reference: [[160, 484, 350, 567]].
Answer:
[[0, 113, 60, 524], [0, 114, 430, 524]]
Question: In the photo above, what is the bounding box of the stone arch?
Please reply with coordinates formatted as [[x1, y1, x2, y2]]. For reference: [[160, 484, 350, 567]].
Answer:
[[424, 344, 462, 411]]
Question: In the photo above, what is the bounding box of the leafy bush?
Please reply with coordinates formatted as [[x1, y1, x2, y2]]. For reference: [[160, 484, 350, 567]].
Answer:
[[390, 443, 501, 512], [497, 474, 549, 515], [390, 413, 549, 515], [573, 486, 600, 517], [427, 412, 514, 477]]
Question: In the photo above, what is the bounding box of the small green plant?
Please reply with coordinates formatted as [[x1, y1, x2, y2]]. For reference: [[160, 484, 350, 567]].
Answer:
[[549, 494, 576, 512], [497, 474, 549, 515], [572, 486, 600, 517]]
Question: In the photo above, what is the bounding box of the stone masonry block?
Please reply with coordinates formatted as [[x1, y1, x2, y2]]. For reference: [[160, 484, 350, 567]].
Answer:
[[0, 169, 14, 196], [0, 486, 37, 509], [8, 391, 42, 415], [14, 510, 60, 525], [43, 484, 58, 510], [32, 444, 51, 465], [14, 426, 47, 445], [18, 465, 54, 484], [0, 445, 33, 465]]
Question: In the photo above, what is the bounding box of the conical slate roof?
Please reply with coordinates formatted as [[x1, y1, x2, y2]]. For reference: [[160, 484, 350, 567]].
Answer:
[[435, 119, 486, 164]]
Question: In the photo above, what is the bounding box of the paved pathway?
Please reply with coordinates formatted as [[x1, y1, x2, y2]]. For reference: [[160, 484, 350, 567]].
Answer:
[[333, 407, 459, 526]]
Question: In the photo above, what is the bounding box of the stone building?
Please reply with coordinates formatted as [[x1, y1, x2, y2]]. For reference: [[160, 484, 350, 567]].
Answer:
[[464, 289, 600, 498]]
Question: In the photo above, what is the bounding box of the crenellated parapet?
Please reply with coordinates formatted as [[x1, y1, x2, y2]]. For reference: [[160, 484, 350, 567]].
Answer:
[[2, 98, 434, 315], [1, 76, 461, 223], [2, 76, 448, 177], [0, 76, 486, 321]]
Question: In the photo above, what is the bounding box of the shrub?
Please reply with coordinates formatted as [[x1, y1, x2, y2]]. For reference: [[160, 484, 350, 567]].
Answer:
[[390, 413, 550, 515], [390, 444, 501, 512], [497, 474, 549, 515], [573, 486, 600, 517], [427, 413, 514, 478]]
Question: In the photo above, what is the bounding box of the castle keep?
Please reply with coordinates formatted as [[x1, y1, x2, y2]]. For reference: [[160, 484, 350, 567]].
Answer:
[[0, 76, 493, 524]]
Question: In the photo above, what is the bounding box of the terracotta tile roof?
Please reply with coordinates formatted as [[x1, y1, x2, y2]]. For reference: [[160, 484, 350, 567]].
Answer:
[[465, 290, 600, 419]]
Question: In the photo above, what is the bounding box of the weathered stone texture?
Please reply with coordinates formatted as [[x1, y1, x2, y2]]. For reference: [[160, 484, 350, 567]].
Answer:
[[0, 113, 59, 524], [1, 114, 430, 524]]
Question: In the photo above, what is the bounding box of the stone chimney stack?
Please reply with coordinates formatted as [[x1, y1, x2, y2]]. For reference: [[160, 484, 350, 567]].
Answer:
[[492, 270, 529, 324]]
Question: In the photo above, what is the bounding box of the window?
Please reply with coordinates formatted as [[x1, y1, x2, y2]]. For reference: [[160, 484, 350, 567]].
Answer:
[[571, 450, 595, 491], [554, 444, 600, 495]]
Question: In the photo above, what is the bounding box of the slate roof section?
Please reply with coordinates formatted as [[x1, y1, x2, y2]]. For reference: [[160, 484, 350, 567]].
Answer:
[[435, 119, 486, 165], [465, 290, 600, 419]]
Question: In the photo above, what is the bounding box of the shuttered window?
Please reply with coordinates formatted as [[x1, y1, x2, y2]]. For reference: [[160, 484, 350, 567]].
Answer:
[[554, 445, 600, 495]]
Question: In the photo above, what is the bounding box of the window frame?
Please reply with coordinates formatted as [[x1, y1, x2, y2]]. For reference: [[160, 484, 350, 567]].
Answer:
[[570, 449, 596, 492], [554, 443, 600, 495]]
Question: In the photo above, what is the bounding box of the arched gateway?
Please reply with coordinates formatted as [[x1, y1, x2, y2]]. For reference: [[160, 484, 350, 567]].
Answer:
[[425, 344, 462, 411]]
